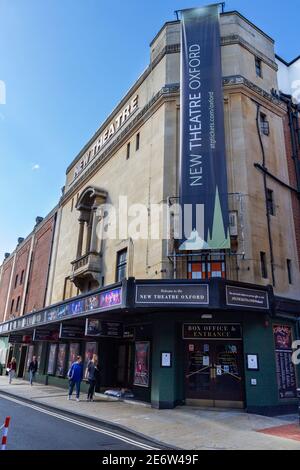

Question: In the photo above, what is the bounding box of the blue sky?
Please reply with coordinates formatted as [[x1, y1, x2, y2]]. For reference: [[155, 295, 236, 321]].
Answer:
[[0, 0, 299, 260]]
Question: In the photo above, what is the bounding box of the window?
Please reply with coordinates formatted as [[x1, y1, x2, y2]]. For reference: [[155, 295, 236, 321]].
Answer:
[[116, 249, 127, 282], [266, 188, 275, 216], [16, 296, 20, 312], [255, 57, 262, 77], [14, 274, 18, 288], [260, 113, 270, 136], [287, 259, 293, 284], [260, 252, 268, 279], [71, 198, 74, 212], [136, 133, 140, 151], [126, 142, 130, 160], [188, 254, 226, 280], [20, 270, 24, 285], [10, 299, 14, 315]]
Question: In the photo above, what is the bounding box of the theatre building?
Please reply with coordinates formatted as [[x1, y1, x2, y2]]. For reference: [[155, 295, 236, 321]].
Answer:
[[0, 7, 300, 415]]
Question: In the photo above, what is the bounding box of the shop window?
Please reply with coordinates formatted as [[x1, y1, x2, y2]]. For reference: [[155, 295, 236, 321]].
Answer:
[[136, 133, 140, 151], [260, 113, 270, 136], [255, 57, 262, 78], [260, 252, 268, 279], [116, 249, 127, 282], [266, 188, 275, 215], [188, 254, 226, 280], [287, 259, 293, 284], [126, 142, 131, 160]]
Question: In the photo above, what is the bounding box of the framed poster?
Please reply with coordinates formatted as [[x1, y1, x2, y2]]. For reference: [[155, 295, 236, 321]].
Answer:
[[68, 343, 80, 372], [36, 342, 43, 373], [273, 325, 297, 399], [84, 342, 98, 377], [47, 343, 57, 375], [246, 354, 259, 371], [55, 344, 67, 377], [26, 345, 35, 370], [133, 342, 150, 388]]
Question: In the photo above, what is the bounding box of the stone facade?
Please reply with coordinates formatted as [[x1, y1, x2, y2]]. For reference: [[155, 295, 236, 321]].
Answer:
[[46, 11, 300, 305]]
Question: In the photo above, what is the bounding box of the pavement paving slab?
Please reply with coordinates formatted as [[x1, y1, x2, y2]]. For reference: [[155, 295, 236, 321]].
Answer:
[[0, 376, 300, 450]]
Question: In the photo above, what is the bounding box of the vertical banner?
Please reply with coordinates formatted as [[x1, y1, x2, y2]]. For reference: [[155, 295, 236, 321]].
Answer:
[[179, 4, 230, 250]]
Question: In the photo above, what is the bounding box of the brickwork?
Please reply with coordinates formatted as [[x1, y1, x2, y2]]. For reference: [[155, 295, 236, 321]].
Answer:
[[24, 215, 56, 313]]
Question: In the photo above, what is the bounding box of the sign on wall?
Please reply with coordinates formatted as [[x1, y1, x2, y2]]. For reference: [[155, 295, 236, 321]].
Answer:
[[179, 5, 230, 250], [273, 325, 297, 399], [226, 286, 269, 309], [183, 323, 242, 340], [85, 319, 123, 338], [135, 284, 209, 305]]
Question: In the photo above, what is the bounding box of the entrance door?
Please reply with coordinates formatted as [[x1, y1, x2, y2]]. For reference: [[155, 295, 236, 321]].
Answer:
[[116, 343, 134, 388], [185, 340, 244, 408], [17, 345, 27, 378]]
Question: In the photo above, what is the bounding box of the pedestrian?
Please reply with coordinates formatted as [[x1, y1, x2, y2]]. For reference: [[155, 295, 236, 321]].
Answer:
[[86, 354, 100, 402], [28, 355, 38, 386], [67, 355, 83, 402], [7, 357, 17, 384]]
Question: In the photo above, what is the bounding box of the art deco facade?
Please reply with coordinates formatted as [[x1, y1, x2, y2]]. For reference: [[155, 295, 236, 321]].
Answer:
[[0, 10, 299, 414]]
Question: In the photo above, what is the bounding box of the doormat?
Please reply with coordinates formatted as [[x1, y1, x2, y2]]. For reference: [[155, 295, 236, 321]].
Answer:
[[257, 424, 300, 442]]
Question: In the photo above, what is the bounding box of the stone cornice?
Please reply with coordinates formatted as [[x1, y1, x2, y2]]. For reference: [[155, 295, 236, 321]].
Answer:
[[66, 35, 276, 174], [66, 44, 180, 175], [223, 75, 286, 112], [221, 35, 278, 71], [61, 84, 180, 205]]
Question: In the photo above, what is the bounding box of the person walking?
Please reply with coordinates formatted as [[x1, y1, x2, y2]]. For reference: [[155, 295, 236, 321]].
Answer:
[[7, 357, 17, 384], [28, 355, 38, 386], [68, 355, 83, 402], [86, 354, 100, 402]]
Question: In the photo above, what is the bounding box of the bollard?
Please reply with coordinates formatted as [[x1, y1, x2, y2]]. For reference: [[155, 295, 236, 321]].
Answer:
[[297, 389, 300, 427], [1, 416, 11, 450]]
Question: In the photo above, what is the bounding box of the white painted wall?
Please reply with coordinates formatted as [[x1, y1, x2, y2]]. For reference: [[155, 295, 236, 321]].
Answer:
[[277, 57, 300, 103]]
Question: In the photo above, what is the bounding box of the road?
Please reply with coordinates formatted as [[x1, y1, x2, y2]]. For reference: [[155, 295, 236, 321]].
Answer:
[[0, 394, 160, 450]]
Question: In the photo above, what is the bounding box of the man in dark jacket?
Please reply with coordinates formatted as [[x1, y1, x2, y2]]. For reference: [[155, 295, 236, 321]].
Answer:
[[28, 356, 38, 386], [68, 356, 83, 402]]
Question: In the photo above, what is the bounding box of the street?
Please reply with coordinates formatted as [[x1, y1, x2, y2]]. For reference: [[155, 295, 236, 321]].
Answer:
[[0, 394, 159, 450]]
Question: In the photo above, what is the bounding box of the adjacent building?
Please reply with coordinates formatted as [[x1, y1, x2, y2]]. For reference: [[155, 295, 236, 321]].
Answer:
[[0, 8, 299, 415]]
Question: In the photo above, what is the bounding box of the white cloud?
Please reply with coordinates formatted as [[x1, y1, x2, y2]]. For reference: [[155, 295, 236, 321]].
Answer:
[[32, 164, 40, 171]]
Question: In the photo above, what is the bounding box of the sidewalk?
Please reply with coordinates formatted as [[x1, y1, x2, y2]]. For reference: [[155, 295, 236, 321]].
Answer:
[[0, 376, 300, 450]]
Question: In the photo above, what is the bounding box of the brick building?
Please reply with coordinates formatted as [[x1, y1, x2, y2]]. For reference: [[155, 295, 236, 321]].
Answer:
[[0, 209, 57, 368], [276, 55, 300, 269]]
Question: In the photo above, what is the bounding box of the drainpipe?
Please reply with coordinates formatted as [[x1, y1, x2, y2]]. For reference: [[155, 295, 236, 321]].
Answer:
[[43, 211, 58, 307], [255, 102, 276, 287]]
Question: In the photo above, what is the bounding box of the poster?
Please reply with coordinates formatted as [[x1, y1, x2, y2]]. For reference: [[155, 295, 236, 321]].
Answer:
[[55, 344, 67, 377], [133, 342, 150, 388], [68, 343, 80, 372], [84, 342, 98, 377], [273, 325, 297, 399], [36, 343, 43, 372], [179, 5, 230, 250], [26, 344, 35, 370], [47, 343, 57, 375]]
